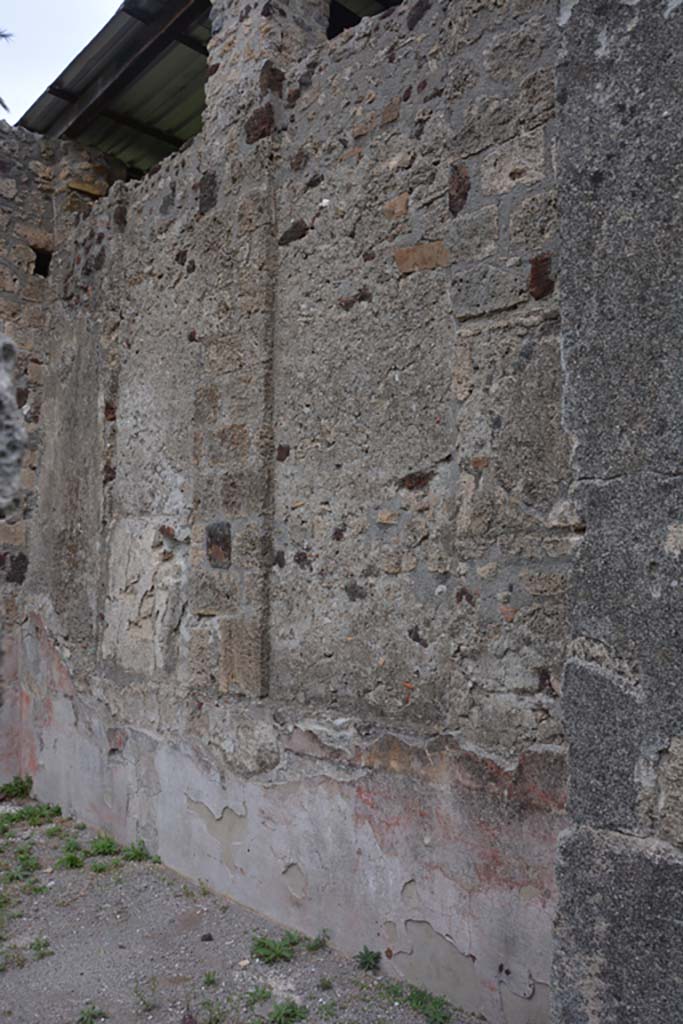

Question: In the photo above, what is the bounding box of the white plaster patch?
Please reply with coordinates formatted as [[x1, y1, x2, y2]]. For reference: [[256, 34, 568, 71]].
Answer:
[[665, 0, 683, 15], [558, 0, 580, 26], [664, 523, 683, 557], [595, 27, 609, 57], [282, 862, 306, 901]]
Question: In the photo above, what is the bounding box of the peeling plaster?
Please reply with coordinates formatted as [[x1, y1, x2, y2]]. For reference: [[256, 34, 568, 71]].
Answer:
[[392, 920, 480, 1014], [186, 796, 249, 870], [282, 862, 307, 901]]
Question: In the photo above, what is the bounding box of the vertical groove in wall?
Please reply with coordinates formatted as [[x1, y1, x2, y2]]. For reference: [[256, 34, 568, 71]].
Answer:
[[258, 156, 278, 698]]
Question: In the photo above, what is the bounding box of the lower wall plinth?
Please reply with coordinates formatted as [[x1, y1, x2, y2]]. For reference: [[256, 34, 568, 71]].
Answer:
[[1, 622, 566, 1024]]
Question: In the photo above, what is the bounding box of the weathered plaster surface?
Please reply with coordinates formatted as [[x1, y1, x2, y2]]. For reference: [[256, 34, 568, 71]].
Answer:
[[553, 1, 683, 1020], [0, 3, 572, 1021]]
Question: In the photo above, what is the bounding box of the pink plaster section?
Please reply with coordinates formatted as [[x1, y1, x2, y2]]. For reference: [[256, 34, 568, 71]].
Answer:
[[4, 617, 567, 1024], [0, 631, 21, 777]]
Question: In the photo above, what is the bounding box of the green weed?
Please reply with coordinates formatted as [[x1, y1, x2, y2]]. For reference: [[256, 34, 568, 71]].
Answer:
[[251, 931, 301, 963], [22, 803, 61, 825], [4, 845, 40, 881], [89, 834, 119, 857], [133, 977, 159, 1012], [268, 1001, 308, 1024], [379, 981, 405, 1002], [56, 848, 84, 870], [0, 944, 27, 972], [318, 977, 333, 992], [203, 970, 218, 987], [29, 936, 52, 960], [121, 840, 152, 862], [405, 986, 452, 1024], [246, 985, 272, 1007], [306, 929, 330, 952], [22, 879, 47, 895], [76, 1006, 108, 1024], [0, 776, 32, 800], [354, 946, 381, 972], [199, 998, 227, 1024]]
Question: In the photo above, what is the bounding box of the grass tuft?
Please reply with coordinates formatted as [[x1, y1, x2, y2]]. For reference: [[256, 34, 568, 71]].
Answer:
[[405, 986, 452, 1024], [0, 776, 32, 801], [246, 985, 272, 1007], [56, 848, 84, 870], [354, 946, 381, 972], [133, 977, 159, 1012], [0, 803, 61, 837], [121, 839, 152, 862], [306, 929, 330, 952], [268, 1000, 308, 1024], [89, 834, 119, 857], [76, 1006, 108, 1024], [4, 844, 40, 882], [251, 931, 301, 964], [29, 936, 53, 960]]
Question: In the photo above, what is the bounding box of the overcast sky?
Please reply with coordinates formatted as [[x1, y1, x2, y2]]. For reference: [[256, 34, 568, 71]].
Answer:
[[1, 0, 121, 122]]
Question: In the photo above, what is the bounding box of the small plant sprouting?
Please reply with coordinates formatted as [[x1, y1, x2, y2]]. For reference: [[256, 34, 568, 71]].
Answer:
[[354, 946, 381, 972], [0, 775, 32, 801], [76, 1006, 109, 1024], [56, 847, 84, 870], [306, 929, 330, 952], [380, 981, 405, 1002], [23, 879, 48, 895], [74, 822, 87, 831], [45, 824, 63, 838], [121, 839, 152, 862], [64, 836, 82, 853], [319, 1001, 337, 1020], [251, 931, 301, 964], [90, 861, 109, 874], [203, 970, 218, 987], [199, 998, 227, 1024], [246, 985, 272, 1007], [7, 844, 40, 880], [0, 803, 60, 836], [405, 986, 452, 1024], [0, 944, 27, 972], [89, 834, 119, 857], [268, 1000, 308, 1024], [133, 977, 159, 1012], [29, 936, 53, 960], [318, 977, 333, 991]]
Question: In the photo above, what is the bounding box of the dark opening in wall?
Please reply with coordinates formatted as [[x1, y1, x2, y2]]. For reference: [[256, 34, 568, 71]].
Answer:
[[327, 0, 403, 39], [32, 248, 52, 278]]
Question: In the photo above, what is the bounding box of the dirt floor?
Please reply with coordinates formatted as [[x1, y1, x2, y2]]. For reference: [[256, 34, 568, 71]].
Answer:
[[0, 794, 482, 1024]]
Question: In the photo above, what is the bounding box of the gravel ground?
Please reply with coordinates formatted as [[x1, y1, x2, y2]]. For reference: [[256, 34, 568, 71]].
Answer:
[[0, 796, 482, 1024]]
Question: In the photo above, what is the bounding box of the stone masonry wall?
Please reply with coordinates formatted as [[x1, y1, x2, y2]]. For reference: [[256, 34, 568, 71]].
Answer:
[[0, 124, 122, 769], [552, 3, 683, 1021], [0, 3, 571, 1022]]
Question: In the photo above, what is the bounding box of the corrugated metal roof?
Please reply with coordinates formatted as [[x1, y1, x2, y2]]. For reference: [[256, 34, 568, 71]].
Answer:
[[19, 0, 212, 173], [19, 0, 403, 174]]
